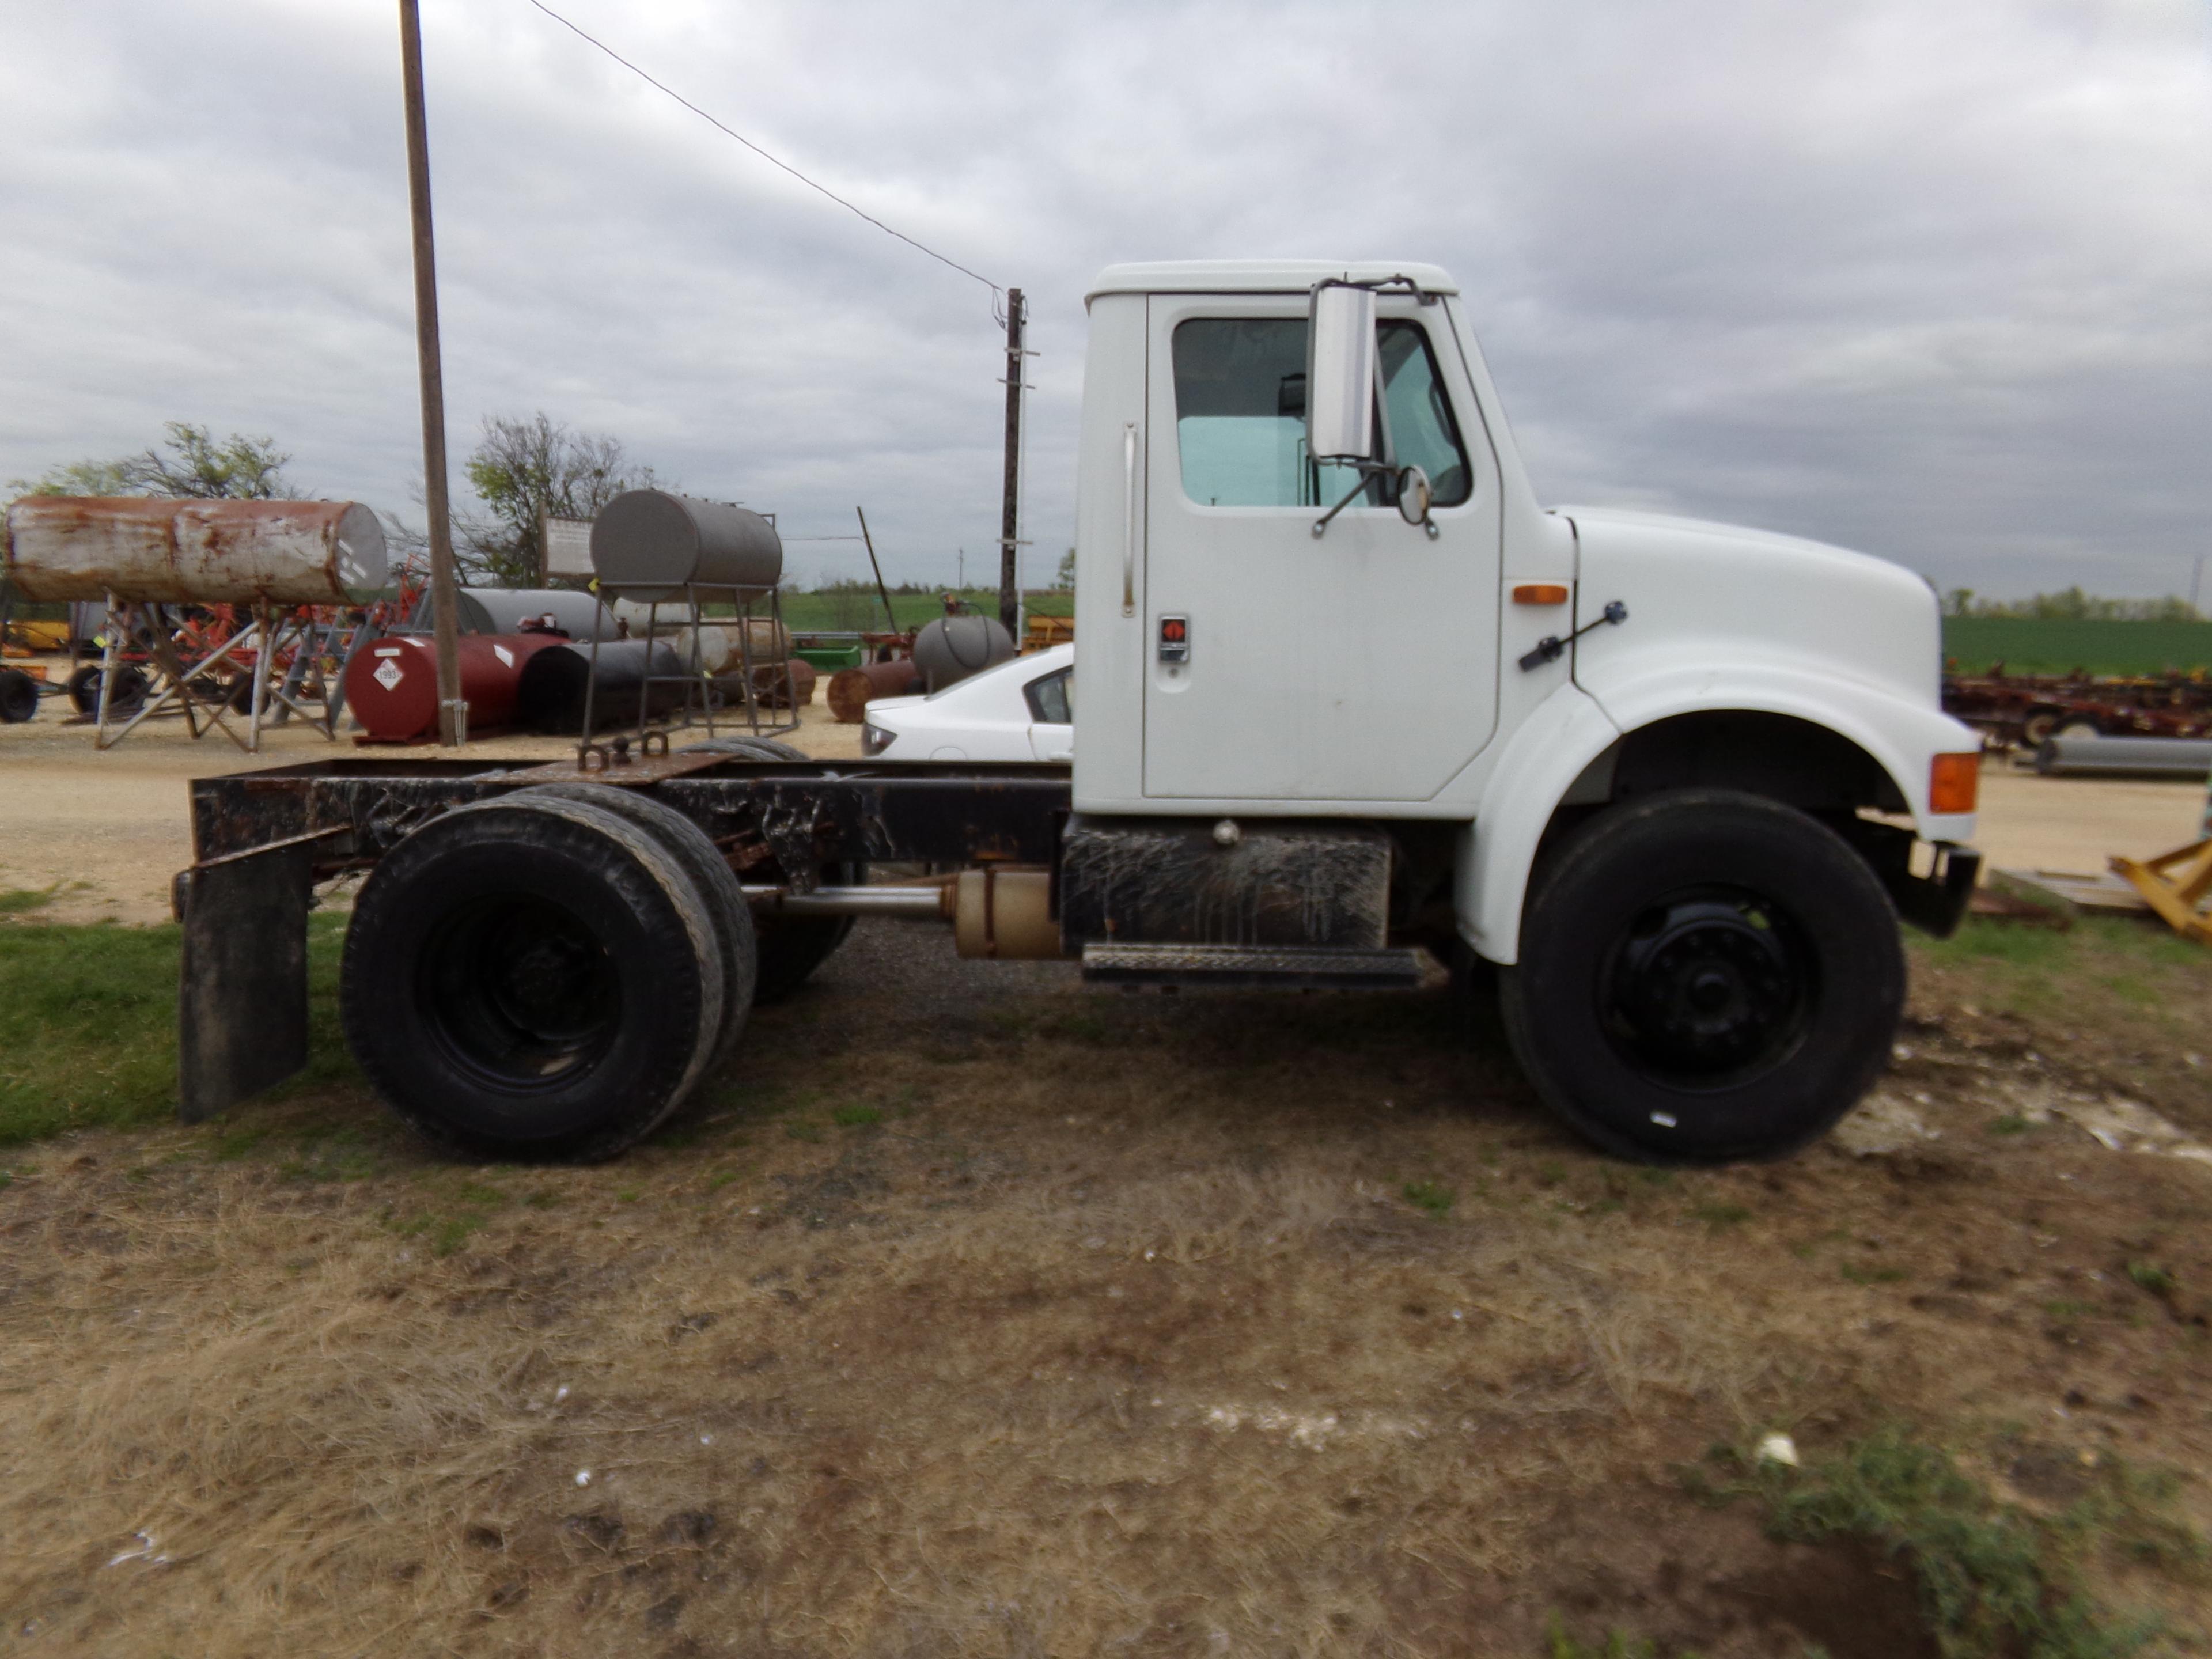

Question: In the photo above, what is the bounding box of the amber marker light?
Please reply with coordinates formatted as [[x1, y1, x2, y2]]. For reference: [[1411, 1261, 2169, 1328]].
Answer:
[[1929, 752, 1980, 815], [1512, 584, 1570, 605]]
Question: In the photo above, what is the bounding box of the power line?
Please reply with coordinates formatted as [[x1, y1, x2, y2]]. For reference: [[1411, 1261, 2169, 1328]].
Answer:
[[520, 0, 1002, 301]]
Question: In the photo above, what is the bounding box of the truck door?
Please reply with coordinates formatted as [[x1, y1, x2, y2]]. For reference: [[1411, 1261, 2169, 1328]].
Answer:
[[1141, 293, 1501, 802]]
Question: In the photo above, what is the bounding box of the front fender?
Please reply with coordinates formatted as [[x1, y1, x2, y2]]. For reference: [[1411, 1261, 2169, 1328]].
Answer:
[[1586, 662, 1980, 836], [1457, 682, 1620, 963], [1457, 668, 1980, 966]]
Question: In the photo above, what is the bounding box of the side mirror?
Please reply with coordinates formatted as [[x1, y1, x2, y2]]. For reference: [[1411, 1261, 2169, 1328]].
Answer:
[[1306, 282, 1376, 463], [1395, 465, 1440, 540]]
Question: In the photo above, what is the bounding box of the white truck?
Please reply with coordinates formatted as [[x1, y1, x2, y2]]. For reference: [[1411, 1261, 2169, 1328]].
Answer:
[[171, 260, 1984, 1164]]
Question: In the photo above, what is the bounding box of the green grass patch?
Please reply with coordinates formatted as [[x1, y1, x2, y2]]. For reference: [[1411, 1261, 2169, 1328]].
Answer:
[[0, 913, 357, 1149], [832, 1103, 882, 1128], [1692, 1426, 2203, 1658], [1692, 1201, 1752, 1229], [783, 1120, 824, 1143], [0, 884, 62, 916], [1542, 1617, 1685, 1659], [2126, 1261, 2176, 1298], [1841, 1262, 1907, 1286], [1942, 616, 2212, 677], [1402, 1179, 1456, 1218]]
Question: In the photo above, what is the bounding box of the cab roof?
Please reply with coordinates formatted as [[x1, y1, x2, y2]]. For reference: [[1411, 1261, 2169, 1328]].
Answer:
[[1085, 260, 1458, 303]]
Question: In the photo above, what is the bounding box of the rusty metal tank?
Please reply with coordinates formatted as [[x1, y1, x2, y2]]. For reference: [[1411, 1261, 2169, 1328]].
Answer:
[[346, 633, 569, 743], [3, 497, 388, 604], [589, 490, 782, 601]]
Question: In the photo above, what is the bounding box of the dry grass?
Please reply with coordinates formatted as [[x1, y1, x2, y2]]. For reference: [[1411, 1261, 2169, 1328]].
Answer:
[[2, 925, 2211, 1656]]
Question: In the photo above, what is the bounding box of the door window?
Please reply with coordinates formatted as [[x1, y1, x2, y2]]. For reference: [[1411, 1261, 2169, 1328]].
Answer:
[[1171, 317, 1470, 509]]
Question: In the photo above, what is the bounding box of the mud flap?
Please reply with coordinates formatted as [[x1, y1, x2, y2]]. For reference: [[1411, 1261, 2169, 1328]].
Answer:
[[176, 842, 313, 1123]]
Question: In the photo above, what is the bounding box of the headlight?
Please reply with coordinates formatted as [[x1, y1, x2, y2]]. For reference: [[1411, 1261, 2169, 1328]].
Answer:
[[861, 722, 894, 756]]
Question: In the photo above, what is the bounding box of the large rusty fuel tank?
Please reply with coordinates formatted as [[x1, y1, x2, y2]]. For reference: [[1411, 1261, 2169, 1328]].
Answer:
[[3, 497, 388, 604]]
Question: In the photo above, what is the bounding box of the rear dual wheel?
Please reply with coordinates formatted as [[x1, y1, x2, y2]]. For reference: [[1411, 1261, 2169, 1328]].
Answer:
[[1499, 789, 1903, 1163], [342, 788, 752, 1161]]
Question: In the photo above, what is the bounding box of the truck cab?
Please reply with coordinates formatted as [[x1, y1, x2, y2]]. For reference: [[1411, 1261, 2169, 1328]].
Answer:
[[159, 259, 1986, 1168]]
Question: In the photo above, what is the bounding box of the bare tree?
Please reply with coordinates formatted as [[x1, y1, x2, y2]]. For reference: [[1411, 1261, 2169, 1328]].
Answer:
[[460, 412, 660, 586]]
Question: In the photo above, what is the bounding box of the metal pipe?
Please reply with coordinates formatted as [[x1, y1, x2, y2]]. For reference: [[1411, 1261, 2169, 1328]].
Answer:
[[741, 884, 952, 918]]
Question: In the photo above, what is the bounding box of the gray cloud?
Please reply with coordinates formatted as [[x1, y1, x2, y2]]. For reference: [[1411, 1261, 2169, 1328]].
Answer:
[[2, 0, 2206, 599]]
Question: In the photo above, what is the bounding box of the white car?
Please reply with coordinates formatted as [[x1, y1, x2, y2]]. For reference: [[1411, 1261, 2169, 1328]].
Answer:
[[861, 643, 1074, 762]]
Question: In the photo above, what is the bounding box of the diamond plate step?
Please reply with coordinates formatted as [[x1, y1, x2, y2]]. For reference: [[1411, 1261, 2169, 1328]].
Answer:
[[1080, 942, 1426, 990]]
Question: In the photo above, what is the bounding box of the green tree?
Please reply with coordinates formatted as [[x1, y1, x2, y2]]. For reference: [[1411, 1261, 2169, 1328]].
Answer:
[[460, 412, 658, 587], [1054, 545, 1077, 591], [11, 422, 296, 499]]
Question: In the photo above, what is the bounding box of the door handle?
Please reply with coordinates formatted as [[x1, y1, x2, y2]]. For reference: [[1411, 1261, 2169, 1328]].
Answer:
[[1122, 422, 1138, 618]]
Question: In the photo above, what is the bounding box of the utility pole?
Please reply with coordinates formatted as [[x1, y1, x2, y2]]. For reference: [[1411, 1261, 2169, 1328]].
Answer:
[[397, 0, 467, 746], [854, 506, 898, 633], [997, 287, 1027, 637]]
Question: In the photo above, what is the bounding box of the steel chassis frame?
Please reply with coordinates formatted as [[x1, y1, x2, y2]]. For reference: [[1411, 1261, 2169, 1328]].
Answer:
[[176, 752, 1071, 1123]]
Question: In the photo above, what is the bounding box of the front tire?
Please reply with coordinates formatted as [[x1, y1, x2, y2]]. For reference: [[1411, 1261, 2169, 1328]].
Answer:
[[341, 794, 727, 1160], [1498, 789, 1903, 1163]]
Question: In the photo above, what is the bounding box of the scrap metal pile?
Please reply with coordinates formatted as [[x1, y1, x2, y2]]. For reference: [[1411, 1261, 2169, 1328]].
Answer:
[[1943, 665, 2212, 749]]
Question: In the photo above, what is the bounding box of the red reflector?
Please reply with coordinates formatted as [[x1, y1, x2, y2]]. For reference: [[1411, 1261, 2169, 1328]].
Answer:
[[1929, 752, 1979, 815]]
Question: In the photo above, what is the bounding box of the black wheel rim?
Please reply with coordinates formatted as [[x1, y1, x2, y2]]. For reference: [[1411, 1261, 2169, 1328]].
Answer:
[[1598, 885, 1815, 1090], [419, 894, 622, 1093]]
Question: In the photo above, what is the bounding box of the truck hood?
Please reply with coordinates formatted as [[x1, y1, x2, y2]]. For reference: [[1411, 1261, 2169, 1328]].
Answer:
[[1558, 505, 1944, 708]]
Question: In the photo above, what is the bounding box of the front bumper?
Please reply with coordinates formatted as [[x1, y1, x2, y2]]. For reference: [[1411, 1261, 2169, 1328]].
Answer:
[[1838, 818, 1981, 939]]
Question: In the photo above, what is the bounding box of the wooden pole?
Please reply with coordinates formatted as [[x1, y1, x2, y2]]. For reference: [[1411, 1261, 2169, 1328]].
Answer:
[[997, 288, 1025, 637], [397, 0, 467, 746]]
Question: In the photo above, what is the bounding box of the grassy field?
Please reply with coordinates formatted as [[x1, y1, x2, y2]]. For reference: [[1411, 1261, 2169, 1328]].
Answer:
[[1943, 618, 2212, 677], [769, 588, 1073, 633], [3, 902, 2210, 1655]]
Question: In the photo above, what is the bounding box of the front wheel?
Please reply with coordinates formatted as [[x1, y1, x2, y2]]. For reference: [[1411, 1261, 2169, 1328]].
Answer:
[[1499, 789, 1903, 1163]]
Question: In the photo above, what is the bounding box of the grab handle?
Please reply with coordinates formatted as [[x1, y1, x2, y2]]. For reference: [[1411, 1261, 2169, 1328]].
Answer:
[[1121, 422, 1139, 618]]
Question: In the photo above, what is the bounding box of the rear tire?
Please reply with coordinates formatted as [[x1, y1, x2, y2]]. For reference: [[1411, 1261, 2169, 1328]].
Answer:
[[1498, 789, 1903, 1163], [341, 794, 726, 1160], [517, 782, 757, 1071], [68, 663, 146, 716], [0, 669, 37, 724]]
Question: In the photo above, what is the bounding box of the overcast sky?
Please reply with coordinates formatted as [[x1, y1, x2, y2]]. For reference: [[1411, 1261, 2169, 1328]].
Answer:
[[3, 0, 2207, 600]]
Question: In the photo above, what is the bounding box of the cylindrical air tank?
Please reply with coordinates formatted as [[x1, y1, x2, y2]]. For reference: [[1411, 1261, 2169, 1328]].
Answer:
[[344, 633, 569, 742], [910, 615, 1014, 691], [3, 498, 388, 604], [589, 490, 782, 601]]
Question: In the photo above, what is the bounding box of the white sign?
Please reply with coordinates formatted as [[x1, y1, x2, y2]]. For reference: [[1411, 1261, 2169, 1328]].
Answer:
[[543, 516, 596, 579], [373, 658, 403, 692]]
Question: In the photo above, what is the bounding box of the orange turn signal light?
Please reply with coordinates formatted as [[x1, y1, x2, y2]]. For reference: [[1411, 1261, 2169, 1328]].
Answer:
[[1512, 583, 1570, 605], [1929, 752, 1980, 815]]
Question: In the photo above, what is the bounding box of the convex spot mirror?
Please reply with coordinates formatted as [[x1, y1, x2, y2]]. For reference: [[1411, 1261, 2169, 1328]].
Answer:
[[1396, 465, 1439, 539], [1306, 282, 1377, 464]]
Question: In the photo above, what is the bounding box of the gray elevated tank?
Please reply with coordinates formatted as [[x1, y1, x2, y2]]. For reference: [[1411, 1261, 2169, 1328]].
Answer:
[[590, 490, 782, 602]]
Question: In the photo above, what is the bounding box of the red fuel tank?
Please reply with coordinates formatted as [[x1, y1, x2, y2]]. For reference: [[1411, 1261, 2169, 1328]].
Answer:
[[345, 633, 567, 742]]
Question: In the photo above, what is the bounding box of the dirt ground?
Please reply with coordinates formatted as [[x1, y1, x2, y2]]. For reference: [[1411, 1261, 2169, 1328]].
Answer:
[[0, 658, 2204, 923], [4, 662, 2211, 1655], [3, 916, 2212, 1656]]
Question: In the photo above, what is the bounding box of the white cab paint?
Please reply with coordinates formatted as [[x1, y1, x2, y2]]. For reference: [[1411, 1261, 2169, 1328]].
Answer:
[[1069, 261, 1982, 964], [1138, 287, 1501, 800]]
